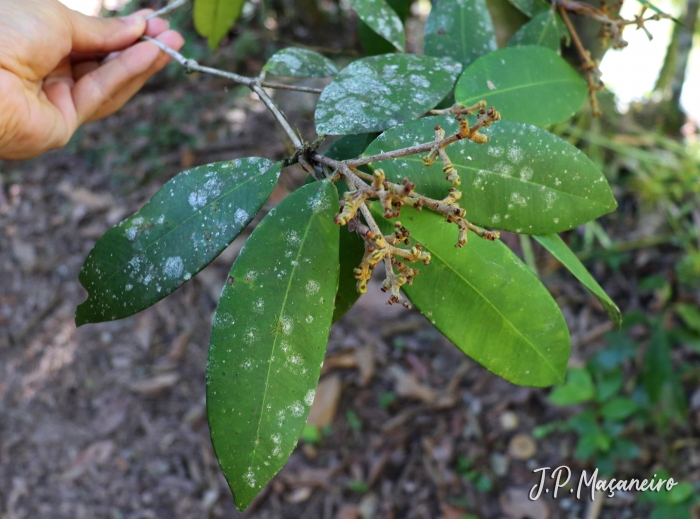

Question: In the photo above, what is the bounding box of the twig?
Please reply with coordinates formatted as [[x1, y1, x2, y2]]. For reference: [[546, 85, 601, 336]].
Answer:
[[141, 36, 303, 148], [145, 0, 189, 20], [557, 5, 604, 116], [258, 83, 323, 94]]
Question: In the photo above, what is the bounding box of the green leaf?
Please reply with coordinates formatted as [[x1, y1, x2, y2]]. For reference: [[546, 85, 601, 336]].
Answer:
[[669, 483, 694, 504], [574, 429, 599, 460], [595, 369, 623, 402], [611, 438, 640, 460], [371, 205, 570, 387], [263, 47, 339, 78], [635, 0, 681, 23], [533, 234, 621, 325], [507, 0, 550, 17], [644, 322, 673, 403], [455, 46, 588, 127], [350, 0, 405, 52], [599, 397, 638, 420], [193, 0, 245, 50], [549, 368, 595, 405], [76, 158, 280, 326], [325, 133, 378, 165], [362, 116, 617, 234], [358, 0, 411, 55], [676, 303, 700, 334], [424, 0, 497, 68], [651, 504, 694, 519], [333, 228, 365, 321], [315, 55, 462, 135], [567, 408, 597, 435], [506, 11, 567, 53], [207, 180, 340, 511]]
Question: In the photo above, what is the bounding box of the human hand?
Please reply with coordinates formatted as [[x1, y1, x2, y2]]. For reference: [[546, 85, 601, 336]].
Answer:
[[0, 0, 184, 160]]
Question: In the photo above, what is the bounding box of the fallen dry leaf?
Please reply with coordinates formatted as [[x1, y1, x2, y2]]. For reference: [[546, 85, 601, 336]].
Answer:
[[500, 488, 549, 519], [62, 440, 115, 481], [58, 182, 114, 211], [355, 344, 375, 387], [440, 502, 471, 519], [390, 365, 437, 403], [307, 374, 342, 428], [129, 373, 179, 396], [322, 350, 358, 373], [337, 504, 359, 519], [285, 486, 312, 503]]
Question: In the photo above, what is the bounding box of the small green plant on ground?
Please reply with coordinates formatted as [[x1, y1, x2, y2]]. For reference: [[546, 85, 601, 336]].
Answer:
[[538, 307, 697, 474], [74, 0, 672, 510]]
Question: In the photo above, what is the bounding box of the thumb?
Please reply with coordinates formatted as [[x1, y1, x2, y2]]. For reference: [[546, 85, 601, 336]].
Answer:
[[67, 9, 148, 54]]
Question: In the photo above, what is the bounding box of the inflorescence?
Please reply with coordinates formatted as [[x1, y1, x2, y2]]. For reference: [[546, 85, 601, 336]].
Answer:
[[331, 104, 502, 308]]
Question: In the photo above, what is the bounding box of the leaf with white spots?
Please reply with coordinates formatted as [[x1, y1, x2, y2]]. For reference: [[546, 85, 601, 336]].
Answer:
[[207, 180, 339, 511], [363, 116, 616, 234], [371, 204, 570, 386], [76, 158, 281, 326], [263, 47, 339, 78], [424, 0, 498, 68], [358, 0, 411, 55], [350, 0, 405, 52], [506, 11, 567, 53], [455, 46, 587, 127], [315, 54, 462, 135], [533, 234, 621, 326]]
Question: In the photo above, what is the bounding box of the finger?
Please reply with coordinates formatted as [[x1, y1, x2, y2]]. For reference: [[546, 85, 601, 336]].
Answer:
[[66, 8, 151, 53], [87, 31, 184, 122], [97, 16, 171, 67], [70, 51, 109, 64], [146, 17, 171, 37], [73, 61, 100, 81]]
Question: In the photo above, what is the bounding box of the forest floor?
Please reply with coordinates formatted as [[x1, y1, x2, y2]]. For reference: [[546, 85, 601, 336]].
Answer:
[[1, 9, 699, 519]]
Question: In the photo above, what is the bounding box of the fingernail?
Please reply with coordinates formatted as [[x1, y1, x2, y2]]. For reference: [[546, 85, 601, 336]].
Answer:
[[122, 13, 145, 26]]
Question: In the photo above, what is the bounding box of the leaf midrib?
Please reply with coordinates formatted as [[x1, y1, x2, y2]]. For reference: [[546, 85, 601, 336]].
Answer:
[[83, 162, 276, 291], [401, 156, 605, 203], [415, 238, 560, 378], [459, 77, 579, 103], [247, 204, 317, 469]]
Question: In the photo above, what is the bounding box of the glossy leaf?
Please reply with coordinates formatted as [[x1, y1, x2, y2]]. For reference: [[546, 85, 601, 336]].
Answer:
[[507, 0, 550, 17], [533, 234, 621, 326], [506, 10, 567, 52], [548, 368, 595, 405], [643, 321, 686, 419], [76, 159, 281, 326], [676, 303, 700, 333], [358, 0, 411, 55], [363, 116, 617, 234], [424, 0, 498, 68], [207, 181, 339, 510], [455, 46, 588, 127], [193, 0, 245, 49], [263, 47, 339, 78], [315, 55, 461, 135], [325, 133, 378, 163], [372, 205, 570, 387], [600, 397, 638, 420], [334, 228, 366, 321], [350, 0, 405, 52]]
